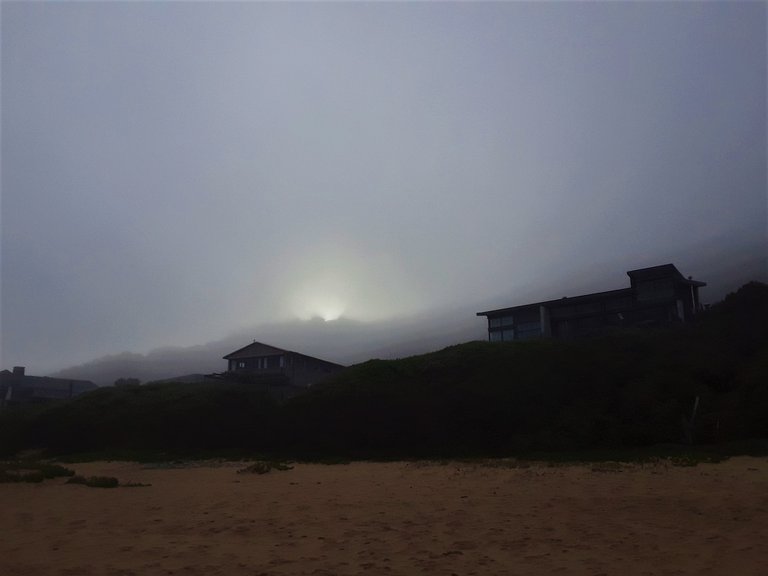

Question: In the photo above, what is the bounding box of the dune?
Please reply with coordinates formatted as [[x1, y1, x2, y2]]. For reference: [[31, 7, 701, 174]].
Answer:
[[0, 457, 766, 575]]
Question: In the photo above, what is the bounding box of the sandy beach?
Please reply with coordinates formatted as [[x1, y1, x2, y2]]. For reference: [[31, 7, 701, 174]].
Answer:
[[1, 457, 766, 576]]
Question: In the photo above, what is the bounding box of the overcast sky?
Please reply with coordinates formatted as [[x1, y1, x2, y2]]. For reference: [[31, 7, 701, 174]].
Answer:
[[2, 1, 766, 374]]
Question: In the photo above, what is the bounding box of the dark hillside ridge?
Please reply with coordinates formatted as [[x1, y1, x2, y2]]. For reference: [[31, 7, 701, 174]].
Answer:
[[1, 282, 766, 459]]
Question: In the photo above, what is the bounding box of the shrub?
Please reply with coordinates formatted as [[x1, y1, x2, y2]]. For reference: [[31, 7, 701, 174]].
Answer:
[[237, 461, 293, 474], [66, 475, 120, 488], [0, 461, 75, 483]]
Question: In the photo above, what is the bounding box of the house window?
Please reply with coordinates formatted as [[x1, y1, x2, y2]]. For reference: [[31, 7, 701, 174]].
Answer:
[[238, 361, 246, 369], [489, 328, 514, 341], [516, 321, 541, 340], [489, 315, 514, 329]]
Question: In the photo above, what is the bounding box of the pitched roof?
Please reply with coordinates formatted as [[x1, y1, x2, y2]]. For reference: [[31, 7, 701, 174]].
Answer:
[[222, 341, 345, 368], [223, 341, 289, 360]]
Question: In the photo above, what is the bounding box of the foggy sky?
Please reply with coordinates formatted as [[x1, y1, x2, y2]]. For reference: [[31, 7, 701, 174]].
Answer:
[[2, 1, 766, 375]]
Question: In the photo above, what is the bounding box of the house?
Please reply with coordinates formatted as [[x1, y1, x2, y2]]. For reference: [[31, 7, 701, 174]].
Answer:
[[215, 341, 345, 392], [0, 366, 97, 408], [477, 264, 706, 342]]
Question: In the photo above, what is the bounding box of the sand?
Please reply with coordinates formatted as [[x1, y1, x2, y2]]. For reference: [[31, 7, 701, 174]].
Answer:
[[1, 457, 766, 575]]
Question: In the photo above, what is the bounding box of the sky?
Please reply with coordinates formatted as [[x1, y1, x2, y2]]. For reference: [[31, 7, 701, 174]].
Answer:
[[2, 1, 766, 375]]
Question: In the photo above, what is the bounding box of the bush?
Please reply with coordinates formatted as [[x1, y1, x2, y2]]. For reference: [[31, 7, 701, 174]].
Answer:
[[2, 281, 767, 460], [237, 461, 294, 475], [66, 475, 120, 488], [0, 461, 75, 483]]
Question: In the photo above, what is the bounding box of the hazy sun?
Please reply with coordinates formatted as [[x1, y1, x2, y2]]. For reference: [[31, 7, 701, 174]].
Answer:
[[293, 294, 346, 322], [317, 307, 344, 322], [282, 239, 420, 323]]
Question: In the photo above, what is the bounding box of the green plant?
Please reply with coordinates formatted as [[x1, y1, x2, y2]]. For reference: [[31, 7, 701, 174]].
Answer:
[[66, 475, 120, 488], [237, 461, 293, 474], [0, 461, 75, 483]]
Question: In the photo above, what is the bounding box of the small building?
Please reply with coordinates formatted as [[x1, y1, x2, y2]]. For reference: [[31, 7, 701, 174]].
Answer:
[[477, 264, 706, 342], [0, 366, 97, 408], [216, 342, 345, 392]]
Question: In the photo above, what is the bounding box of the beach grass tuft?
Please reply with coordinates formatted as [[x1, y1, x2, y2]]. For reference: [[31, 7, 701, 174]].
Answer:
[[66, 475, 120, 488], [0, 461, 75, 483], [237, 461, 294, 475]]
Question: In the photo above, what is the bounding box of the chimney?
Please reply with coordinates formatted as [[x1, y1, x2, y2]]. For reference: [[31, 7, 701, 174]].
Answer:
[[12, 366, 25, 377]]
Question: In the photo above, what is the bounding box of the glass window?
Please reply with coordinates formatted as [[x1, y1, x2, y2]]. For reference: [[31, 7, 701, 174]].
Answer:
[[516, 321, 541, 340], [489, 317, 502, 328], [490, 330, 502, 342], [502, 328, 515, 341]]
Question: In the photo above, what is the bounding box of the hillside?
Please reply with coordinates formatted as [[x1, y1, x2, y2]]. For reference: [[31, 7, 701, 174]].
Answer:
[[48, 311, 486, 386], [1, 282, 766, 459], [277, 283, 768, 457]]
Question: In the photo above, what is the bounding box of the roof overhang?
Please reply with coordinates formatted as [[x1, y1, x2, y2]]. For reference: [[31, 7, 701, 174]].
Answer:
[[477, 287, 633, 317]]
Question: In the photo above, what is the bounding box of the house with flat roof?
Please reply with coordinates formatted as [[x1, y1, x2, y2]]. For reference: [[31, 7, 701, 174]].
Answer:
[[0, 366, 97, 408], [477, 264, 706, 342]]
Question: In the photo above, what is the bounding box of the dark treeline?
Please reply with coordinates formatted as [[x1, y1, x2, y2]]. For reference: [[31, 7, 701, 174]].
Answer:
[[1, 282, 766, 460]]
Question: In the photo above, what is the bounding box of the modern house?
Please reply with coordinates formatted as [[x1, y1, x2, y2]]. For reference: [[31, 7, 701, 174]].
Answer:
[[215, 341, 345, 392], [477, 264, 706, 342], [0, 366, 97, 408]]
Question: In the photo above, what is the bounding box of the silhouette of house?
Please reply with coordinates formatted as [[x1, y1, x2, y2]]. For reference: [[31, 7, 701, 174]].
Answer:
[[477, 264, 706, 342], [0, 366, 97, 408], [217, 342, 344, 391]]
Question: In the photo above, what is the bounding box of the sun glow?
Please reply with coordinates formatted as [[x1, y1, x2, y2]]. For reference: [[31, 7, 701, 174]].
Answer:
[[293, 293, 347, 322], [317, 307, 344, 322], [276, 237, 425, 323]]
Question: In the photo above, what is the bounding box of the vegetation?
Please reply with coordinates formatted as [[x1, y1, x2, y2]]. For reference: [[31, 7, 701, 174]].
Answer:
[[0, 460, 147, 487], [0, 281, 765, 461], [237, 461, 294, 474], [114, 377, 141, 387], [65, 474, 151, 488], [10, 381, 278, 457], [66, 475, 120, 488], [0, 461, 75, 483]]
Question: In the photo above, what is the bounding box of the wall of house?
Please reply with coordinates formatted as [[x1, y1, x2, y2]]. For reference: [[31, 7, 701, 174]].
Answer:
[[486, 290, 668, 341], [547, 294, 635, 338], [483, 266, 704, 342], [288, 355, 343, 388], [229, 354, 286, 373], [226, 353, 342, 388]]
